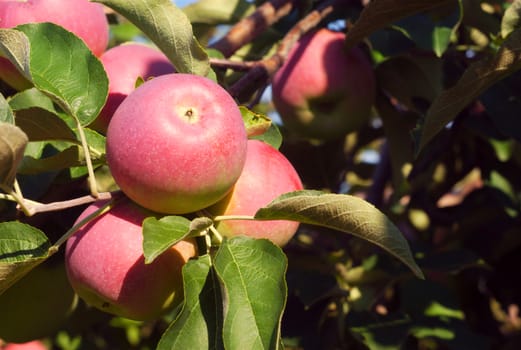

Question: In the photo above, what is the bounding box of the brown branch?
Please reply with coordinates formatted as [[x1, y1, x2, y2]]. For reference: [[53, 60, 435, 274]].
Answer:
[[209, 57, 259, 71], [209, 0, 297, 58], [18, 191, 118, 216], [228, 0, 342, 102]]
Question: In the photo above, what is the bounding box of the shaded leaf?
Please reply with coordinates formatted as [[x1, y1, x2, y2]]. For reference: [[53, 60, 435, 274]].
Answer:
[[418, 28, 521, 153], [11, 23, 108, 125], [0, 94, 14, 124], [0, 122, 28, 187], [214, 236, 287, 350], [15, 107, 77, 142], [9, 87, 60, 115], [158, 255, 223, 350], [96, 0, 210, 76], [18, 146, 79, 175], [255, 190, 424, 279], [143, 216, 212, 264], [502, 0, 521, 39], [0, 222, 52, 296], [344, 0, 457, 49]]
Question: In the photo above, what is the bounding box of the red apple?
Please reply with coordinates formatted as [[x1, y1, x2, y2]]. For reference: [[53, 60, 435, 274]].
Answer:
[[106, 73, 248, 214], [65, 198, 197, 321], [90, 43, 176, 134], [271, 28, 375, 140], [2, 340, 47, 350], [209, 140, 303, 247], [0, 0, 109, 90]]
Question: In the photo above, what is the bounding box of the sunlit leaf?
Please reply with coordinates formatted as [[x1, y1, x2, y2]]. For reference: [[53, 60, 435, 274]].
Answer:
[[0, 222, 52, 296], [502, 0, 521, 38], [183, 0, 253, 25], [0, 94, 14, 124], [96, 0, 210, 76], [214, 237, 287, 350], [158, 255, 223, 350], [255, 190, 424, 279], [0, 122, 28, 187], [143, 216, 212, 264]]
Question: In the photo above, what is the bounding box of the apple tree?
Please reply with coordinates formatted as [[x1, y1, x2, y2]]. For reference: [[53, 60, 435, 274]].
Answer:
[[1, 0, 521, 349]]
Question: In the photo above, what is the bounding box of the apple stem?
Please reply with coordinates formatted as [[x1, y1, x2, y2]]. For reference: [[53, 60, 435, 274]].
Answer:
[[51, 197, 117, 250], [212, 214, 257, 222], [75, 119, 99, 198], [208, 225, 223, 245]]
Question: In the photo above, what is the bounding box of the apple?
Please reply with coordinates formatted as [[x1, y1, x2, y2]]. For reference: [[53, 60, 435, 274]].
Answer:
[[106, 73, 248, 214], [0, 0, 109, 90], [65, 198, 197, 321], [89, 43, 176, 134], [2, 340, 47, 350], [0, 259, 76, 343], [209, 140, 303, 247], [271, 28, 375, 140]]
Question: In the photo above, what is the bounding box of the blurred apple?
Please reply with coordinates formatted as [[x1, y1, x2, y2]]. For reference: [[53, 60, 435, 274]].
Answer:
[[0, 258, 76, 343], [2, 340, 47, 350], [271, 28, 375, 140]]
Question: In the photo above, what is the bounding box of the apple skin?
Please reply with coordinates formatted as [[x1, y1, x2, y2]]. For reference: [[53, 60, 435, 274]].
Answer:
[[65, 198, 197, 321], [0, 0, 109, 90], [90, 43, 176, 134], [209, 140, 303, 247], [106, 73, 248, 214], [271, 28, 375, 140], [2, 340, 47, 350], [0, 259, 76, 343]]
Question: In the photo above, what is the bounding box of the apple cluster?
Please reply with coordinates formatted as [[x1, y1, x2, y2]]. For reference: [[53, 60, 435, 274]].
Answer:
[[0, 0, 303, 326]]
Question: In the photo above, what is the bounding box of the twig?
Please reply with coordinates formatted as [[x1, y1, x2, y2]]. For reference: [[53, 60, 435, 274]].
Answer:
[[19, 191, 117, 216], [209, 0, 297, 58], [209, 57, 259, 71], [228, 0, 342, 101]]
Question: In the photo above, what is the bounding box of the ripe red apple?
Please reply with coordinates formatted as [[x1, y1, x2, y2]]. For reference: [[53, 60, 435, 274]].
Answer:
[[2, 340, 47, 350], [209, 140, 303, 247], [271, 28, 375, 140], [89, 43, 176, 133], [65, 198, 197, 321], [0, 259, 76, 343], [106, 73, 248, 214], [0, 0, 109, 90]]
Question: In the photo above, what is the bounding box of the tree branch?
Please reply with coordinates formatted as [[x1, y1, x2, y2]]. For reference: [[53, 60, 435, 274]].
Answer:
[[228, 0, 342, 102], [209, 0, 297, 58]]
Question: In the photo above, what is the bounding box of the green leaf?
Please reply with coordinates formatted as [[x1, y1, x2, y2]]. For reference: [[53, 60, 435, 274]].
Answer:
[[96, 0, 210, 76], [255, 190, 424, 279], [502, 0, 521, 38], [183, 0, 253, 25], [158, 255, 223, 350], [13, 23, 108, 125], [240, 106, 273, 137], [214, 236, 287, 350], [0, 28, 31, 81], [0, 122, 28, 188], [18, 146, 79, 175], [0, 94, 14, 124], [143, 216, 212, 264], [15, 107, 77, 142], [432, 26, 453, 57], [344, 0, 457, 49], [9, 87, 60, 115], [417, 27, 521, 153], [0, 222, 52, 296]]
